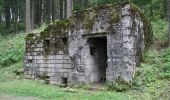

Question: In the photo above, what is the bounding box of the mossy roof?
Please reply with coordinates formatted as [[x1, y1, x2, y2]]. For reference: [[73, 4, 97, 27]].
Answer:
[[25, 0, 152, 48]]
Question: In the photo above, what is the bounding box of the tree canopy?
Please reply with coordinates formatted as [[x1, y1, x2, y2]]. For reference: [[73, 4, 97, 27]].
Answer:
[[0, 0, 167, 33]]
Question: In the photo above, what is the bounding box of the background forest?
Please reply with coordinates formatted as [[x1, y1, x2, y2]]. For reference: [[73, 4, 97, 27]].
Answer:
[[0, 0, 167, 33], [0, 0, 170, 100]]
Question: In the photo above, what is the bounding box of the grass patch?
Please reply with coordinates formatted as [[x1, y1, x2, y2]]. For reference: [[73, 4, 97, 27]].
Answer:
[[0, 80, 132, 100], [0, 33, 25, 67], [131, 80, 170, 100], [0, 62, 24, 82]]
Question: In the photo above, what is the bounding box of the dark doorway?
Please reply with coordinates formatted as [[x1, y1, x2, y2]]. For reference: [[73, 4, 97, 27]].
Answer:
[[88, 37, 107, 83], [61, 78, 68, 87]]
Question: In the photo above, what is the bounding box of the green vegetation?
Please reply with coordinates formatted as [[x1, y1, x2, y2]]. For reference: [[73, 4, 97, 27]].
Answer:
[[0, 80, 132, 100], [152, 19, 168, 41], [0, 33, 25, 67], [106, 78, 131, 92], [0, 33, 25, 82], [131, 20, 169, 87], [0, 19, 169, 100]]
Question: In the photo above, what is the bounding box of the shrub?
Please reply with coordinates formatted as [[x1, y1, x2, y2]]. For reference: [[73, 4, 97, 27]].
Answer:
[[0, 33, 25, 67], [106, 76, 132, 92]]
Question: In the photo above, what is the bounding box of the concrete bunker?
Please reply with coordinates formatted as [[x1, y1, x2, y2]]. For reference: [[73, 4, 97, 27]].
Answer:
[[24, 1, 152, 85]]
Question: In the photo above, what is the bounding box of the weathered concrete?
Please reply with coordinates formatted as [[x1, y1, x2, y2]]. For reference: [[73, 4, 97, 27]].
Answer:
[[24, 1, 152, 85]]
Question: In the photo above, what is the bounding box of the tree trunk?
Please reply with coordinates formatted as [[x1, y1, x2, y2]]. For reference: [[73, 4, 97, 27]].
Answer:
[[35, 0, 42, 26], [41, 0, 44, 23], [63, 0, 66, 19], [60, 0, 63, 19], [82, 0, 88, 8], [5, 0, 11, 28], [18, 0, 20, 22], [26, 0, 31, 33], [67, 0, 72, 19], [52, 0, 55, 21], [11, 0, 18, 33], [46, 0, 51, 22], [31, 0, 34, 29], [0, 14, 1, 25], [168, 0, 170, 46]]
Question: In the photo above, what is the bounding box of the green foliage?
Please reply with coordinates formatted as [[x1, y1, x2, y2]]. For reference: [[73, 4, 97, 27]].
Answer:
[[0, 62, 24, 82], [132, 47, 170, 88], [87, 0, 166, 20], [0, 33, 25, 67], [159, 48, 170, 80], [131, 19, 169, 88], [130, 0, 166, 20], [110, 8, 120, 23], [31, 23, 48, 33], [0, 80, 132, 100], [106, 79, 131, 92], [132, 63, 157, 88], [89, 0, 124, 6], [151, 19, 168, 41], [71, 83, 91, 90], [40, 19, 71, 39]]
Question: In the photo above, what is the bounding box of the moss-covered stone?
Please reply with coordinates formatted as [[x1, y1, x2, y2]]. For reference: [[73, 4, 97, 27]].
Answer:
[[84, 11, 97, 30], [24, 1, 153, 85], [25, 1, 152, 57], [25, 33, 36, 41], [40, 19, 71, 39], [130, 3, 153, 49], [110, 7, 120, 24]]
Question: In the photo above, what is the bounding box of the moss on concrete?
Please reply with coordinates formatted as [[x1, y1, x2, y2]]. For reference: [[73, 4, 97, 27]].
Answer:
[[25, 33, 36, 41], [25, 1, 152, 56], [110, 8, 120, 24], [40, 19, 71, 39], [130, 3, 153, 49]]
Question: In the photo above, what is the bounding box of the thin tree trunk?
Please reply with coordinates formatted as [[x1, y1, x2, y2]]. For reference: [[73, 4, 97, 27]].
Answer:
[[35, 0, 42, 25], [60, 0, 63, 19], [31, 0, 34, 30], [46, 0, 51, 22], [168, 0, 170, 46], [5, 0, 11, 28], [26, 0, 31, 33], [79, 0, 82, 10], [52, 0, 55, 21], [0, 14, 1, 25], [63, 0, 65, 19], [11, 0, 17, 33], [41, 0, 44, 23], [18, 0, 20, 22], [82, 0, 88, 8], [67, 0, 72, 19]]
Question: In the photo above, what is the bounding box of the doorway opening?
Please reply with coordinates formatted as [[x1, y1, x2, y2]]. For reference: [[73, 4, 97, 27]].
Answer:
[[88, 37, 107, 83]]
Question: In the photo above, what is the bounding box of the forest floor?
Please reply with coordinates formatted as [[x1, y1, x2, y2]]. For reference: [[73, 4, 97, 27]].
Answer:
[[0, 19, 170, 100]]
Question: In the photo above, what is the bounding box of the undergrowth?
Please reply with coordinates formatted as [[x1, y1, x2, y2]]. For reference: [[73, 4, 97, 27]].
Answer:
[[0, 33, 25, 67], [132, 19, 170, 89]]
